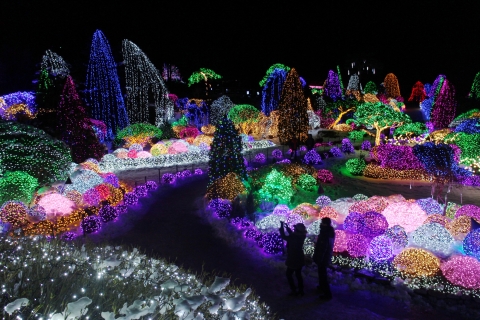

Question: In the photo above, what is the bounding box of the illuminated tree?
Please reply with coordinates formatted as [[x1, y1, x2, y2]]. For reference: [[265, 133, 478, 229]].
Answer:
[[277, 68, 309, 144], [364, 81, 377, 95], [228, 104, 260, 134], [384, 73, 401, 98], [259, 63, 290, 87], [394, 122, 428, 138], [210, 95, 235, 126], [346, 74, 361, 100], [430, 79, 456, 130], [408, 81, 427, 103], [57, 76, 104, 163], [0, 171, 39, 205], [208, 117, 247, 184], [324, 70, 343, 101], [468, 72, 480, 100], [86, 30, 129, 139], [162, 64, 183, 83], [41, 49, 70, 78], [188, 68, 222, 97], [122, 40, 174, 126], [258, 169, 294, 202], [353, 102, 411, 146], [420, 75, 445, 121], [261, 68, 288, 116], [327, 100, 359, 129], [337, 65, 345, 94]]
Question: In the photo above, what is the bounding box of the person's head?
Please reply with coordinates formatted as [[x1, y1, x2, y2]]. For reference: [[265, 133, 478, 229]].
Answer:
[[294, 223, 307, 234], [321, 217, 332, 227]]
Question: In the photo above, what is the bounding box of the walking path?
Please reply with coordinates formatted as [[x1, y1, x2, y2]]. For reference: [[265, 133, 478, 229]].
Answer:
[[92, 175, 473, 320]]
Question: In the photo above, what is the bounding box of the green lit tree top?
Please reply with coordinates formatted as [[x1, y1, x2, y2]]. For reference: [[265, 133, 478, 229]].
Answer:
[[114, 123, 163, 147], [187, 68, 222, 87], [364, 81, 377, 95], [0, 171, 39, 205], [228, 104, 260, 134], [394, 122, 428, 138], [258, 169, 294, 202], [353, 102, 411, 146], [0, 122, 72, 185], [468, 72, 480, 100], [259, 63, 291, 87]]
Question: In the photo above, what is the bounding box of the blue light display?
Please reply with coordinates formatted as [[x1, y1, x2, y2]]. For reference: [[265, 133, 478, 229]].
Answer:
[[261, 68, 287, 116]]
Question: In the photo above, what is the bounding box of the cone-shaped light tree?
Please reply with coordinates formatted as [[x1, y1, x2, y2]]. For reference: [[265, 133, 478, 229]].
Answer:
[[408, 81, 427, 103], [353, 102, 411, 146], [468, 72, 480, 100], [278, 68, 309, 144], [384, 73, 401, 99], [323, 70, 343, 102], [430, 79, 457, 130], [57, 76, 104, 163], [208, 116, 247, 184], [86, 30, 129, 139]]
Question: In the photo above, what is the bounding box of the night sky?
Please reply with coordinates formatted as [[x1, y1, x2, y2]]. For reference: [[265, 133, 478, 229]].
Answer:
[[1, 1, 478, 98]]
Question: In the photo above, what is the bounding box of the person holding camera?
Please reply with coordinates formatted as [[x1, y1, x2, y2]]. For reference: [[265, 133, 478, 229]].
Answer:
[[279, 221, 307, 296], [313, 217, 335, 300]]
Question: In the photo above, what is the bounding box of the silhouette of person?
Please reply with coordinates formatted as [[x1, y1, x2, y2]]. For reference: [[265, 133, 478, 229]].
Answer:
[[313, 217, 335, 300], [279, 221, 307, 296], [306, 134, 315, 150]]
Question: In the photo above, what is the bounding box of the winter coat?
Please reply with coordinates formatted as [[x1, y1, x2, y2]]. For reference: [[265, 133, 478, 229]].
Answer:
[[313, 224, 335, 266], [279, 225, 306, 269]]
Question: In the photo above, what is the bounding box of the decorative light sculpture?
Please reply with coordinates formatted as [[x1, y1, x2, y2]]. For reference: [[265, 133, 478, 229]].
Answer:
[[369, 235, 393, 262], [210, 96, 235, 126], [441, 255, 480, 289], [383, 73, 401, 99], [261, 68, 288, 116], [410, 223, 454, 258], [393, 248, 440, 277], [41, 49, 70, 77], [346, 233, 369, 257], [430, 78, 456, 130], [382, 201, 428, 233], [122, 40, 173, 126], [323, 70, 343, 101], [303, 150, 322, 165]]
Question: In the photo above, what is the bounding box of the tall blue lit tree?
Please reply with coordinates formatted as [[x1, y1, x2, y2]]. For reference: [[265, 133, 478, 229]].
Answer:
[[420, 75, 445, 121], [122, 40, 174, 126], [261, 68, 288, 116], [86, 30, 129, 140], [324, 70, 343, 102]]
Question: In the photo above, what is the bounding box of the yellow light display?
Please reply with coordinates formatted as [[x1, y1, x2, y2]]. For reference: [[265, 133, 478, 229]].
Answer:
[[393, 248, 440, 277], [363, 163, 430, 181], [206, 172, 247, 201], [446, 215, 471, 239]]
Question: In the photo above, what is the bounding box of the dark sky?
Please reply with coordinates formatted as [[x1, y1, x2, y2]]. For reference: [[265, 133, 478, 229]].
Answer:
[[1, 1, 478, 97]]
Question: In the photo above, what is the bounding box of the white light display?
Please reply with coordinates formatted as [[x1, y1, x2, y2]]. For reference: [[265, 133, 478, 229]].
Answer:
[[41, 49, 70, 77]]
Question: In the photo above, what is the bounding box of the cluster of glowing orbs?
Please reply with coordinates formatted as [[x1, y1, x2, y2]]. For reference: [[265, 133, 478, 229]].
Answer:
[[409, 223, 454, 258], [416, 198, 444, 215], [38, 193, 76, 219], [261, 232, 284, 254], [303, 150, 322, 165], [206, 173, 246, 202], [441, 255, 480, 289], [446, 216, 471, 239], [255, 214, 284, 231], [463, 229, 480, 260], [384, 225, 408, 250], [82, 189, 101, 206], [369, 235, 394, 262], [316, 195, 331, 208], [0, 201, 30, 229], [424, 214, 450, 227], [382, 201, 428, 233], [393, 248, 440, 277], [455, 204, 480, 223], [150, 143, 169, 156], [346, 233, 369, 257], [161, 173, 176, 184], [193, 134, 213, 147], [81, 215, 102, 233]]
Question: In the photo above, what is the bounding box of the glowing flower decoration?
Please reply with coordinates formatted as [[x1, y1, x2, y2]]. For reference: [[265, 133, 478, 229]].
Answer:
[[362, 211, 389, 238], [361, 140, 372, 151], [303, 150, 322, 165], [193, 134, 213, 147], [347, 233, 369, 257], [127, 150, 138, 158], [94, 184, 111, 201], [194, 168, 203, 175], [69, 170, 104, 193], [116, 151, 128, 159], [113, 148, 128, 155], [424, 214, 450, 227], [369, 235, 393, 262], [99, 205, 119, 222], [244, 228, 262, 240], [102, 173, 119, 188], [128, 144, 143, 152], [296, 174, 317, 191], [136, 151, 152, 158], [206, 173, 246, 202], [181, 170, 192, 178], [393, 248, 440, 277], [273, 204, 290, 216], [463, 229, 480, 260], [333, 230, 348, 252], [384, 225, 408, 250], [150, 143, 169, 156], [316, 169, 333, 183], [382, 201, 428, 233], [81, 216, 102, 233], [410, 223, 454, 258], [446, 202, 462, 219], [330, 147, 342, 157], [145, 181, 158, 190], [168, 141, 189, 154], [161, 173, 176, 184], [416, 198, 444, 215], [272, 149, 283, 159], [285, 213, 304, 228], [455, 204, 480, 223], [0, 201, 30, 228], [256, 214, 284, 230], [38, 193, 76, 219], [28, 205, 47, 221], [123, 193, 139, 206], [318, 206, 339, 221], [447, 216, 471, 239], [344, 212, 364, 234], [254, 153, 266, 163], [441, 255, 480, 289], [116, 204, 128, 215], [316, 195, 331, 208], [134, 185, 148, 198], [82, 188, 100, 206], [262, 232, 284, 254]]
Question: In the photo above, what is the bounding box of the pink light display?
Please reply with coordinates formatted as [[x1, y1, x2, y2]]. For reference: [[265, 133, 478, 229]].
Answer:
[[333, 230, 348, 252], [318, 206, 339, 221], [38, 193, 76, 219], [82, 188, 101, 206], [455, 204, 480, 223], [346, 233, 369, 257], [441, 255, 480, 289], [382, 201, 428, 233]]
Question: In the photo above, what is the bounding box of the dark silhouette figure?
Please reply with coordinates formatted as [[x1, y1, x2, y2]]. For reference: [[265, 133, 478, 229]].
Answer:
[[313, 217, 335, 300], [306, 134, 315, 150], [289, 137, 299, 160], [279, 221, 307, 296]]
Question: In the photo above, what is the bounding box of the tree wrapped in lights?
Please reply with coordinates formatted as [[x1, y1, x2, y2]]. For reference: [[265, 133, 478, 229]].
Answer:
[[86, 30, 129, 140], [364, 81, 377, 95], [393, 122, 428, 138], [337, 65, 345, 93], [208, 117, 247, 184], [0, 171, 38, 205], [323, 70, 343, 101], [258, 169, 294, 202], [408, 81, 426, 103], [346, 158, 366, 175], [420, 75, 445, 121], [353, 102, 410, 145], [259, 63, 290, 87], [57, 76, 104, 163], [384, 73, 401, 99], [468, 72, 480, 100], [261, 68, 288, 116], [187, 68, 222, 97], [346, 74, 361, 99], [114, 123, 162, 148], [210, 95, 235, 126], [277, 68, 309, 144], [228, 104, 260, 134], [122, 40, 174, 126], [430, 78, 457, 130], [0, 122, 71, 185]]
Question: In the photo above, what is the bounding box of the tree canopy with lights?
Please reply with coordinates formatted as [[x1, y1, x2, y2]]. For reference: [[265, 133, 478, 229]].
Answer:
[[384, 73, 401, 99], [259, 63, 290, 87]]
